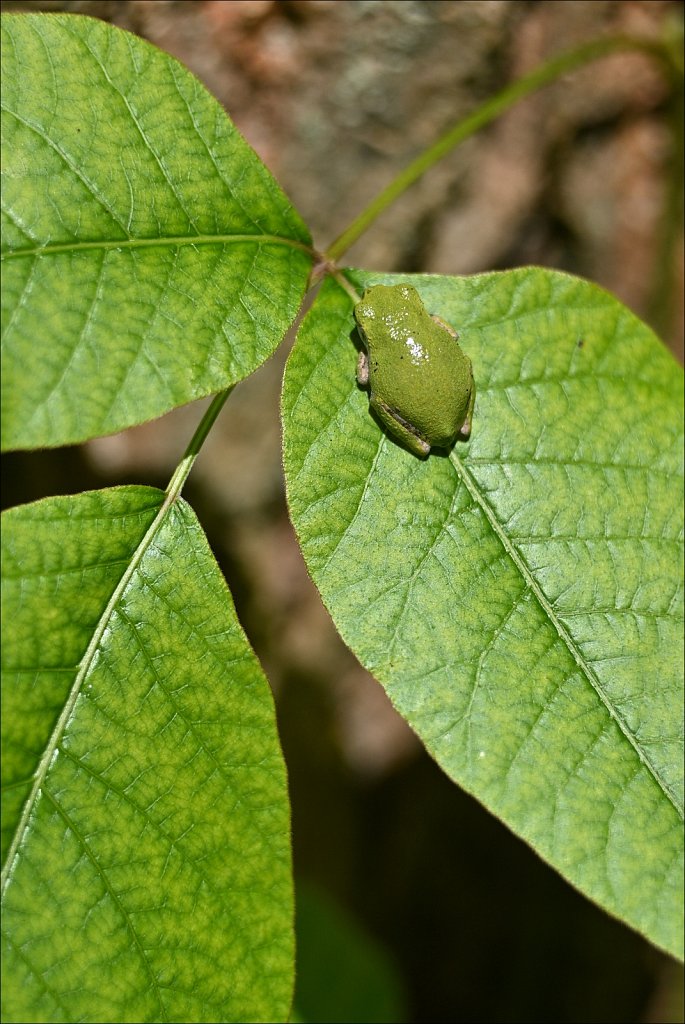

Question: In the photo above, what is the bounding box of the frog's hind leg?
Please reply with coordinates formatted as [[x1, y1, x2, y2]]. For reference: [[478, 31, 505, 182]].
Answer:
[[458, 360, 476, 440], [369, 394, 431, 458]]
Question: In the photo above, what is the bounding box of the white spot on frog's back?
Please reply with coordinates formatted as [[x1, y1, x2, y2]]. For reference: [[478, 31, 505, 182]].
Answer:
[[405, 335, 429, 365]]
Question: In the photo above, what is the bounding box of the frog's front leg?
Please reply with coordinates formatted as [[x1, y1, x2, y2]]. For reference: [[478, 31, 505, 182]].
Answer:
[[430, 313, 458, 339], [369, 393, 431, 458], [356, 349, 370, 387]]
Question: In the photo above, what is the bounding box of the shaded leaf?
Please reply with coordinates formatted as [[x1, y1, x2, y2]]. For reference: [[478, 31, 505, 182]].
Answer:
[[282, 268, 684, 959], [294, 881, 406, 1024], [1, 12, 312, 451], [1, 487, 292, 1022]]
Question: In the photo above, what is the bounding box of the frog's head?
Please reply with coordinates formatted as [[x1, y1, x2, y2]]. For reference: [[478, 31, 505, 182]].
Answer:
[[355, 283, 423, 334]]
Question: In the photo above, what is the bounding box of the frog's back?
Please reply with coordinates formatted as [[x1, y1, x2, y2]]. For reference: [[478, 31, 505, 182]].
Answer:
[[369, 321, 471, 448]]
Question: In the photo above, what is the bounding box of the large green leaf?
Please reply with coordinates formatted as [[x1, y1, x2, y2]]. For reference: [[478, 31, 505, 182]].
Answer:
[[282, 268, 684, 959], [1, 487, 293, 1023], [0, 12, 312, 451]]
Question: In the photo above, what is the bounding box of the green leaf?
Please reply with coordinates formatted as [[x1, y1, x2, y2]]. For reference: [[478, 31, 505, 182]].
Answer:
[[1, 487, 293, 1023], [0, 12, 312, 452], [282, 268, 684, 960]]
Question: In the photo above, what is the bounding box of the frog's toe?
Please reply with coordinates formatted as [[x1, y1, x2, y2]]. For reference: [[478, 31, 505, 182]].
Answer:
[[412, 435, 431, 457]]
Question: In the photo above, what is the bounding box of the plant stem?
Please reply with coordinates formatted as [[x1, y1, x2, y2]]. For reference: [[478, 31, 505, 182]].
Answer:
[[165, 387, 234, 504], [325, 34, 673, 264]]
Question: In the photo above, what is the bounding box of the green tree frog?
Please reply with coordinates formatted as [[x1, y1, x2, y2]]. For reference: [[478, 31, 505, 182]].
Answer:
[[354, 283, 475, 458]]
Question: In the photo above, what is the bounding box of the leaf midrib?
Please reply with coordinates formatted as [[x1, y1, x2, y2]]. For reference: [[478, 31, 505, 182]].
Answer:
[[1, 234, 314, 261], [450, 449, 684, 820], [0, 487, 174, 893]]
